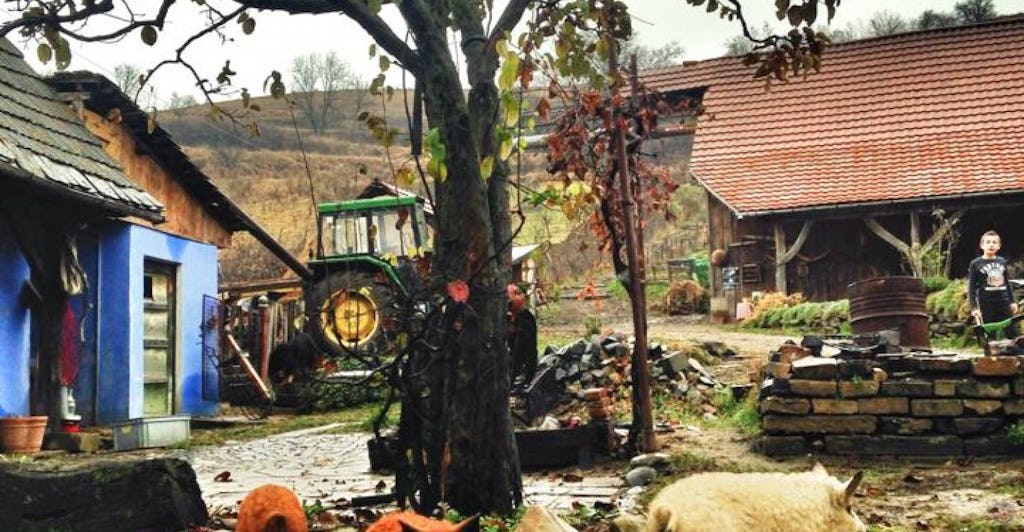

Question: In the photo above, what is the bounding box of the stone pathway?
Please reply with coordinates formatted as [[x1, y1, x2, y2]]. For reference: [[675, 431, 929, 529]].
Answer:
[[166, 424, 631, 513]]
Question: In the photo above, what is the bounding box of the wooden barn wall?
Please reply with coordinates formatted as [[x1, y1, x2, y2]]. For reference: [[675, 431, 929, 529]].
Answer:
[[709, 197, 911, 302], [81, 110, 232, 248]]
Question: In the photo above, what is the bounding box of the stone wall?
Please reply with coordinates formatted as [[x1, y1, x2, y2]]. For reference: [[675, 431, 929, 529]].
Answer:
[[754, 345, 1024, 457]]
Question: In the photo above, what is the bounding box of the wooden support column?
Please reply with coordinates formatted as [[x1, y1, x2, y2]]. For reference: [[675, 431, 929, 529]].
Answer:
[[773, 220, 814, 295], [865, 210, 964, 278]]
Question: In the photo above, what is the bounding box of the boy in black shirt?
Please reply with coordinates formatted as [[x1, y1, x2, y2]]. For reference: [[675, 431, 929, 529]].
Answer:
[[967, 230, 1019, 339]]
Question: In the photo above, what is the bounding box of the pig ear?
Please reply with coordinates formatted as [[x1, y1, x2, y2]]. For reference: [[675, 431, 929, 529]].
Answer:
[[811, 462, 828, 475], [843, 471, 864, 504]]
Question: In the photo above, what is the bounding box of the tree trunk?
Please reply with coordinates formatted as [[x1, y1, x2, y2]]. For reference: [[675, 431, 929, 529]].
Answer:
[[398, 3, 521, 515], [0, 458, 207, 530]]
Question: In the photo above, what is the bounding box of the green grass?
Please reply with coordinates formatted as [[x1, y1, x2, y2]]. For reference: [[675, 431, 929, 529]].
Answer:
[[188, 403, 394, 446]]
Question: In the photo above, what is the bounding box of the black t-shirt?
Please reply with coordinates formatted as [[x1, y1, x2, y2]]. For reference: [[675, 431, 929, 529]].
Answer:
[[967, 255, 1014, 309]]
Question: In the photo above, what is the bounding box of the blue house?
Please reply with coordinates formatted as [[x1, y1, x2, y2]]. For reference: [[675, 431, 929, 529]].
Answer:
[[0, 39, 304, 428]]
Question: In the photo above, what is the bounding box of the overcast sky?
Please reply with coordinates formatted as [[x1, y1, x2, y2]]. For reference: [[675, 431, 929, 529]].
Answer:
[[2, 0, 1020, 105]]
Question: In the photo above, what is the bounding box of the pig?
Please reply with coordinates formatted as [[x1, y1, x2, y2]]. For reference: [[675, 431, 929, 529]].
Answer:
[[615, 463, 865, 532]]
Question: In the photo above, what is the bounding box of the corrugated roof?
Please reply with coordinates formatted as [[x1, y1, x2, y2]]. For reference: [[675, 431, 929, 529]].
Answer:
[[640, 16, 1024, 218], [0, 38, 163, 219]]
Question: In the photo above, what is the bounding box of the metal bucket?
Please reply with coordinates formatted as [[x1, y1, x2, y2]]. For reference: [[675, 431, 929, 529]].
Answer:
[[847, 277, 930, 350]]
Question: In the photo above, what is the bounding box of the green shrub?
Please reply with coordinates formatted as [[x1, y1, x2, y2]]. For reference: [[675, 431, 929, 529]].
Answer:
[[923, 275, 952, 294], [926, 278, 968, 320]]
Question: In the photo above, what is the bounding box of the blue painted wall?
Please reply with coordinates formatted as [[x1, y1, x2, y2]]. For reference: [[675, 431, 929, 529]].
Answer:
[[95, 223, 220, 424], [0, 222, 31, 416]]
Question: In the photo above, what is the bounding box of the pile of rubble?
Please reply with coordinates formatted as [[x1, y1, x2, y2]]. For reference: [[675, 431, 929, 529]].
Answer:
[[515, 332, 733, 427]]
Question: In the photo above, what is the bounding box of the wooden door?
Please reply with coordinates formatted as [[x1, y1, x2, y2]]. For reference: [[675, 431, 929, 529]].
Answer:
[[143, 262, 176, 415]]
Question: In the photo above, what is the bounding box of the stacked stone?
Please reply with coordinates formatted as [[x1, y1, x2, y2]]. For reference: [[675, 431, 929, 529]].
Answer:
[[525, 334, 727, 424], [756, 345, 1024, 457], [583, 387, 611, 420]]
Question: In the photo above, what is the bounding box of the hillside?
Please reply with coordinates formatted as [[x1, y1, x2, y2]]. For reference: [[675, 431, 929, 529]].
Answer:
[[161, 89, 707, 284]]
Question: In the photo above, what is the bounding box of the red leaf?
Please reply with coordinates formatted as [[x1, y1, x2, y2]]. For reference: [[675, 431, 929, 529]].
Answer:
[[447, 280, 470, 303]]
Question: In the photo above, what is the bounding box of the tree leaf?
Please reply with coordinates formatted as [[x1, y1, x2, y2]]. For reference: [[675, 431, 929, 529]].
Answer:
[[141, 25, 158, 46], [379, 55, 390, 72], [498, 54, 520, 91], [242, 17, 255, 35], [54, 38, 71, 71], [396, 167, 415, 187], [369, 44, 377, 58], [36, 43, 51, 63], [479, 155, 494, 180], [786, 5, 803, 26]]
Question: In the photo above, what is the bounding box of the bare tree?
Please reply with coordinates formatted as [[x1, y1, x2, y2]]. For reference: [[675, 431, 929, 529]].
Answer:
[[955, 0, 997, 23], [349, 75, 369, 137], [620, 39, 685, 70], [290, 51, 353, 134], [113, 64, 142, 97], [723, 22, 773, 56], [164, 92, 199, 114], [868, 10, 909, 37]]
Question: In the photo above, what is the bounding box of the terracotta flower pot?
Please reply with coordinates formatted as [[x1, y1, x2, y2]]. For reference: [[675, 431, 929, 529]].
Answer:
[[0, 416, 48, 454]]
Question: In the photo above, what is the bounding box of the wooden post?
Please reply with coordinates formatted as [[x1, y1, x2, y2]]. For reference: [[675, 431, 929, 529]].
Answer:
[[773, 221, 814, 295], [774, 223, 787, 294], [612, 48, 656, 453]]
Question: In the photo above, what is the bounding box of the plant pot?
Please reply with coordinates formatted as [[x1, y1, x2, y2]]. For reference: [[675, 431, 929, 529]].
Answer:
[[0, 416, 48, 454]]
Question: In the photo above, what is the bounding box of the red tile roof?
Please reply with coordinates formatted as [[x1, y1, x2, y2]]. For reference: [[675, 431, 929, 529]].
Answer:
[[640, 16, 1024, 218]]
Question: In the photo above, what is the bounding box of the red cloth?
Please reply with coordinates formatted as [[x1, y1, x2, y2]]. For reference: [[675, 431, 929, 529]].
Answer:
[[60, 300, 80, 387]]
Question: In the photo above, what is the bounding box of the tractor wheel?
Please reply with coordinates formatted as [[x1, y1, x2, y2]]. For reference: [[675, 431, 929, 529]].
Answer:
[[306, 270, 396, 362]]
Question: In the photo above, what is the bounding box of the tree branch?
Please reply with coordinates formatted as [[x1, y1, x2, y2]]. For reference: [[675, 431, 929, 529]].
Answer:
[[239, 0, 423, 75], [56, 0, 177, 42], [486, 0, 530, 53], [0, 0, 115, 38]]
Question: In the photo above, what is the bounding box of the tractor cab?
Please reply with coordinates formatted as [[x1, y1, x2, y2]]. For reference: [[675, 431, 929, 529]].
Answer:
[[314, 195, 431, 264], [304, 195, 431, 358]]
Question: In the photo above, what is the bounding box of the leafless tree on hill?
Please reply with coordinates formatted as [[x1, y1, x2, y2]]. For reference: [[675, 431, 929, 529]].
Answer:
[[868, 10, 909, 36], [290, 51, 355, 135]]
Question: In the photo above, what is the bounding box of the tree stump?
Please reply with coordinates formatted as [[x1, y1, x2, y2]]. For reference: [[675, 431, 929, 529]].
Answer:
[[0, 457, 207, 531]]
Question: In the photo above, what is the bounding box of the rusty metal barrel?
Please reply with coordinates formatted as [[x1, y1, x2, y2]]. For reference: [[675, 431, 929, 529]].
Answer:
[[847, 276, 930, 350]]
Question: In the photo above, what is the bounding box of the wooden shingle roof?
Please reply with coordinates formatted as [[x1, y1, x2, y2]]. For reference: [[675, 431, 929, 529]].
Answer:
[[0, 39, 162, 220], [641, 16, 1024, 218]]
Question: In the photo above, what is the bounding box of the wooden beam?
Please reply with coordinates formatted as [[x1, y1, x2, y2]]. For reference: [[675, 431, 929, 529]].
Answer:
[[865, 217, 911, 255], [773, 220, 813, 294]]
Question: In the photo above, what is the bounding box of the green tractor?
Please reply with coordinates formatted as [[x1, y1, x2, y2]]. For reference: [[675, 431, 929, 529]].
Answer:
[[303, 195, 432, 362]]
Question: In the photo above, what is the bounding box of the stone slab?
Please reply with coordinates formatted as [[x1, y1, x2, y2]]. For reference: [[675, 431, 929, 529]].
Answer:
[[857, 397, 909, 415], [877, 417, 933, 435], [789, 379, 837, 397], [752, 435, 807, 456], [911, 399, 963, 417], [972, 356, 1021, 377], [880, 379, 932, 397], [760, 396, 811, 415], [811, 399, 858, 415], [825, 435, 963, 456], [838, 380, 880, 398], [963, 400, 1002, 415], [791, 357, 838, 380], [964, 435, 1024, 456], [762, 415, 876, 435], [956, 380, 1011, 398]]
